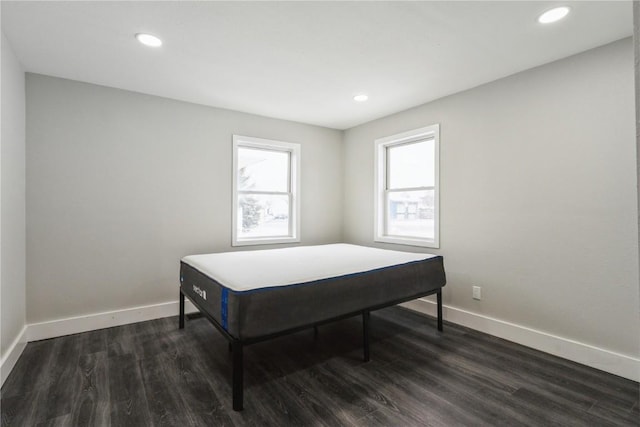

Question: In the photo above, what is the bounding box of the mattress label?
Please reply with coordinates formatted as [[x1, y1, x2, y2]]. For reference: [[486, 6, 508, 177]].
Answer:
[[193, 284, 207, 301]]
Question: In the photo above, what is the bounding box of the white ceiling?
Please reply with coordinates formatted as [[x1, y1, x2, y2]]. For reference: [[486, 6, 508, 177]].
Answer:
[[1, 1, 633, 130]]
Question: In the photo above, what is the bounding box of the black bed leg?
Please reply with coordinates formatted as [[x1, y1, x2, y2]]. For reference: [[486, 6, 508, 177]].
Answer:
[[363, 311, 370, 362], [179, 291, 185, 329], [437, 290, 443, 332], [314, 325, 319, 339], [232, 341, 244, 411]]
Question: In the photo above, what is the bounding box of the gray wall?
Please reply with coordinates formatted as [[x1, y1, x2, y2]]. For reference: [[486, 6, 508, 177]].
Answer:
[[26, 74, 343, 324], [343, 38, 640, 357], [635, 0, 640, 341], [1, 32, 26, 357]]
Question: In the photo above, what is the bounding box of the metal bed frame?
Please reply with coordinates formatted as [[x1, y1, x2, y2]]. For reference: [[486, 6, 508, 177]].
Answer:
[[179, 287, 443, 411]]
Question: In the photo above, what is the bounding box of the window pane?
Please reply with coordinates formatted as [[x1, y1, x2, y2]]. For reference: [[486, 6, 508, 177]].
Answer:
[[387, 190, 435, 239], [237, 194, 290, 238], [238, 147, 289, 192], [388, 139, 434, 189]]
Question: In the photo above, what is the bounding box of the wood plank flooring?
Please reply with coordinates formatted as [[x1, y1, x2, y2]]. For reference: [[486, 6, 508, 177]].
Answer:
[[2, 307, 638, 426]]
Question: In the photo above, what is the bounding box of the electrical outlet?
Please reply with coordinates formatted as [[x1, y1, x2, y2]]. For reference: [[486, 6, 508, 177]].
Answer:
[[472, 286, 482, 300]]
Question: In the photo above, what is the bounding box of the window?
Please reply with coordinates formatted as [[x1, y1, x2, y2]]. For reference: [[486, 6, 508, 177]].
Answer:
[[374, 124, 440, 248], [232, 135, 300, 246]]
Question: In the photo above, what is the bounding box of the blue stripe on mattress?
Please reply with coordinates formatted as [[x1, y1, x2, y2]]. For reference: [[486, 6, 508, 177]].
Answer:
[[221, 287, 229, 330]]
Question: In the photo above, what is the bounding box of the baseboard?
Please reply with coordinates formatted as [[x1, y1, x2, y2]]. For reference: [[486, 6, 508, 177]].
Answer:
[[1, 325, 28, 387], [27, 299, 198, 342], [9, 298, 638, 387], [401, 298, 640, 382]]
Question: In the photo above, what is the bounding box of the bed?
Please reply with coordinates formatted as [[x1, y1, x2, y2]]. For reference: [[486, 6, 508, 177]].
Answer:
[[179, 243, 446, 411]]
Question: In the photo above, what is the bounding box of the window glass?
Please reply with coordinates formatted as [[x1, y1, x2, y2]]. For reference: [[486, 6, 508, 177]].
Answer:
[[237, 194, 290, 238], [386, 190, 435, 239], [237, 147, 289, 192], [387, 139, 435, 189]]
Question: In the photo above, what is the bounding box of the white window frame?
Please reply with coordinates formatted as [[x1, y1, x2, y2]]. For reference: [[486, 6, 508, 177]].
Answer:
[[374, 124, 440, 248], [232, 135, 301, 246]]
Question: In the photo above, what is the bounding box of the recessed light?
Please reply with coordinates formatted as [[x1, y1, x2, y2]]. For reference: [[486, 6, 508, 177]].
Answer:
[[136, 33, 162, 47], [354, 94, 369, 102], [538, 6, 570, 24]]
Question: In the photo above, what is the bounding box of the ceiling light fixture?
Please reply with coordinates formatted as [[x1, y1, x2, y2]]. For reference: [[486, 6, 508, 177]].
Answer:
[[537, 6, 570, 24], [135, 33, 163, 47], [354, 94, 369, 102]]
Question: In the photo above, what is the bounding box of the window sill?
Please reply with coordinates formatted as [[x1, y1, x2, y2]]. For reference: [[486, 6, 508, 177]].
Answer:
[[374, 235, 439, 249], [232, 236, 300, 247]]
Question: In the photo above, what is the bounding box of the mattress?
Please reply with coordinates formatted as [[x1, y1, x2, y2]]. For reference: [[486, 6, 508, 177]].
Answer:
[[180, 244, 446, 340]]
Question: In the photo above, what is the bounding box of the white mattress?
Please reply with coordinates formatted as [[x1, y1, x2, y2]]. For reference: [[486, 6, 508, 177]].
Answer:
[[181, 244, 437, 292]]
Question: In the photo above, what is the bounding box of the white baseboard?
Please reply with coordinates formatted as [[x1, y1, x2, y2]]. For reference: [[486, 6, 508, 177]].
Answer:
[[401, 298, 640, 382], [27, 299, 198, 342], [1, 325, 28, 387], [3, 300, 198, 385], [5, 297, 638, 388]]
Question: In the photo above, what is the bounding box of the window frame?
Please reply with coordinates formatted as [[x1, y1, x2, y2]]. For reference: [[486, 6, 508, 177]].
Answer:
[[232, 135, 301, 246], [374, 124, 440, 248]]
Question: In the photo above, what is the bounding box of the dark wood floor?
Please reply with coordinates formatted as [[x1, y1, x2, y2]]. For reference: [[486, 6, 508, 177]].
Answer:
[[2, 307, 638, 426]]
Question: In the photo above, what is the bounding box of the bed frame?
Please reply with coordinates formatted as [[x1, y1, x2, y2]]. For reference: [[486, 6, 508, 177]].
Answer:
[[179, 286, 443, 411]]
